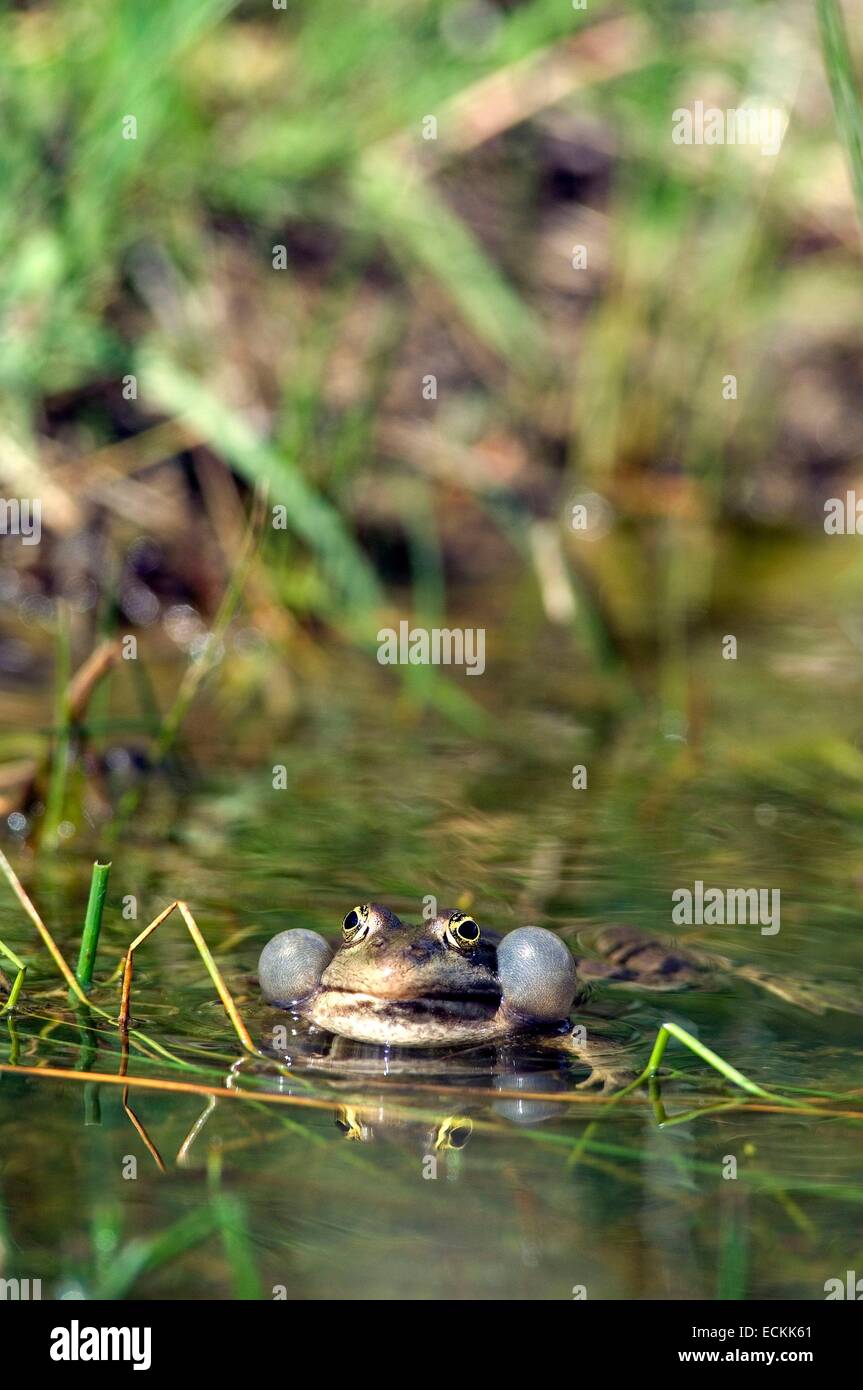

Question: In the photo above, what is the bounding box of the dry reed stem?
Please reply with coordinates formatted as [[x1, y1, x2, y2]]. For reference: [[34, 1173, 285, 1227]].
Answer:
[[3, 1062, 862, 1123], [119, 899, 256, 1054], [66, 640, 122, 722]]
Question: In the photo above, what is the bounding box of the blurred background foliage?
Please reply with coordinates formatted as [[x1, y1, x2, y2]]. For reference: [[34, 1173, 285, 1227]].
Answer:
[[0, 0, 862, 809]]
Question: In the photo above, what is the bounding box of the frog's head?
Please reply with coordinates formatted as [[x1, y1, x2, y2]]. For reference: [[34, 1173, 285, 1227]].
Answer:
[[309, 905, 503, 1045], [321, 905, 499, 999]]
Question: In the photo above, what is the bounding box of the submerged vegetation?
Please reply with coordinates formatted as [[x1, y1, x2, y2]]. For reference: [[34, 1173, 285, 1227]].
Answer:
[[0, 0, 862, 1299]]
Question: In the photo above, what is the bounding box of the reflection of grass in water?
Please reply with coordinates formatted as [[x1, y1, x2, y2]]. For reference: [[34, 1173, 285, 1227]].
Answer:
[[6, 1053, 860, 1297]]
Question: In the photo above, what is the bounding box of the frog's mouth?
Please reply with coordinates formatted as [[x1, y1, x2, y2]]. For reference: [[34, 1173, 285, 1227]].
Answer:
[[321, 986, 499, 1016], [308, 986, 504, 1045]]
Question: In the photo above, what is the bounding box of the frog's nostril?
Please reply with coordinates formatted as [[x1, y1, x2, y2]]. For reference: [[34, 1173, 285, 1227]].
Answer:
[[405, 942, 432, 961]]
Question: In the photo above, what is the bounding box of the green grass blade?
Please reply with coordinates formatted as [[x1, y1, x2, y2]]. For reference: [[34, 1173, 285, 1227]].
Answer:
[[73, 861, 112, 996], [817, 0, 863, 230], [0, 937, 26, 1016], [645, 1021, 784, 1102]]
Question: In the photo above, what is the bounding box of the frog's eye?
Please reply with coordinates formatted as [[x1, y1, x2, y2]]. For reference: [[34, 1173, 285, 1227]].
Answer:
[[445, 913, 480, 950], [342, 905, 370, 943]]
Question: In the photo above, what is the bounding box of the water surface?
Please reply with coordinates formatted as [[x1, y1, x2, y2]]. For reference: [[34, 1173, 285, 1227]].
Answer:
[[1, 618, 861, 1300]]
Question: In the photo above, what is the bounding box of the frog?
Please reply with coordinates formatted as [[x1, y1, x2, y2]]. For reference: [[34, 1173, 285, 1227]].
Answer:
[[256, 905, 717, 1094], [258, 905, 581, 1045], [256, 904, 856, 1134]]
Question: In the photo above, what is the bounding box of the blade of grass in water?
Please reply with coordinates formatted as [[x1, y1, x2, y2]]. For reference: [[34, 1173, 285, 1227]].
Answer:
[[569, 1020, 790, 1168], [640, 1021, 785, 1101], [817, 0, 863, 230], [72, 861, 111, 999], [0, 937, 26, 1015], [213, 1197, 262, 1300]]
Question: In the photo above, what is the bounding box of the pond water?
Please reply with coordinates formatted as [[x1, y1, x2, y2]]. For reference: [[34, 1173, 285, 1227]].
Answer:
[[1, 613, 862, 1300]]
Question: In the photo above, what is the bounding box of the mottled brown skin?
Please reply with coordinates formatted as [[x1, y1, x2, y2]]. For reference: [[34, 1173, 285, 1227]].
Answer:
[[576, 924, 710, 990]]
